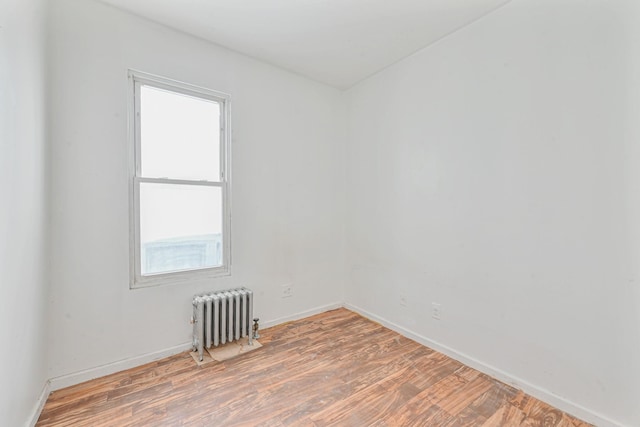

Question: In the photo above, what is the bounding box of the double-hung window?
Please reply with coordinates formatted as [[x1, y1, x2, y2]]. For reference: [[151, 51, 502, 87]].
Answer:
[[129, 71, 231, 288]]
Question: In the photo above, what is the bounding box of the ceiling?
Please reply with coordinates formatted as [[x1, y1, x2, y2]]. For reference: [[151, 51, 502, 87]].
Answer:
[[98, 0, 511, 89]]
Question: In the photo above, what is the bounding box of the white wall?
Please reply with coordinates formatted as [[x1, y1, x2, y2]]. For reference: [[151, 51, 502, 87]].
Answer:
[[345, 1, 640, 425], [0, 0, 50, 425], [27, 0, 640, 425], [47, 0, 347, 381]]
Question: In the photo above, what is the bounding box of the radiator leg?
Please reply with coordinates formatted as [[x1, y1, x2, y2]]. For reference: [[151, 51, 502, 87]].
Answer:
[[240, 291, 247, 338], [192, 301, 198, 352], [213, 296, 220, 347], [247, 289, 253, 346], [205, 297, 212, 349], [221, 294, 227, 345], [196, 298, 205, 361], [234, 292, 240, 341]]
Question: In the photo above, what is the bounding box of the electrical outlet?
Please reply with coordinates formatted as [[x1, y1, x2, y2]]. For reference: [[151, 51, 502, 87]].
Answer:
[[432, 302, 442, 321], [399, 294, 407, 307], [281, 284, 294, 298]]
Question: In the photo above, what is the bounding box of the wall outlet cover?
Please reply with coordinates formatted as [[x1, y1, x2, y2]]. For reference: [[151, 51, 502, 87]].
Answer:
[[432, 302, 442, 320], [400, 294, 407, 306], [281, 284, 294, 298]]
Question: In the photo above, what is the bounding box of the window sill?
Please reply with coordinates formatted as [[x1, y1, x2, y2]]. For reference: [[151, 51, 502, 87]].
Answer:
[[130, 266, 231, 289]]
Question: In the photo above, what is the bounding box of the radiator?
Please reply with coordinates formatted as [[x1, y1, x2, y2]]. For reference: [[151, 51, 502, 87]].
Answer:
[[192, 287, 254, 361]]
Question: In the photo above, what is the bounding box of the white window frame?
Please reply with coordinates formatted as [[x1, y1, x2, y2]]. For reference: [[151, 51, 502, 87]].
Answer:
[[128, 70, 231, 289]]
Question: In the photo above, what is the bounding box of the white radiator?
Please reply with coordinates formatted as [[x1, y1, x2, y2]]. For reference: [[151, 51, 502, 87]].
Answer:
[[192, 287, 254, 361]]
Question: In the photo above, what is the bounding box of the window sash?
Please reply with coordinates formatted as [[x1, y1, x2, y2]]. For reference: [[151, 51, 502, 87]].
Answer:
[[129, 70, 231, 288], [133, 179, 229, 283], [133, 77, 228, 183]]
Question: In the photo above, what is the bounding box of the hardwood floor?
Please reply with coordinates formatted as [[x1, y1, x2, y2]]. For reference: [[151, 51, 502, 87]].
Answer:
[[37, 309, 591, 426]]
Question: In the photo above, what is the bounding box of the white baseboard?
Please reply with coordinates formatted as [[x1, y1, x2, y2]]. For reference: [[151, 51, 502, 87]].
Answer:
[[47, 302, 342, 392], [48, 342, 192, 391], [26, 380, 51, 427], [344, 303, 625, 427], [262, 301, 343, 329]]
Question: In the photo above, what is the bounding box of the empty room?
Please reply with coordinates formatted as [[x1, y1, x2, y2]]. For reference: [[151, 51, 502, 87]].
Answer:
[[2, 0, 639, 426]]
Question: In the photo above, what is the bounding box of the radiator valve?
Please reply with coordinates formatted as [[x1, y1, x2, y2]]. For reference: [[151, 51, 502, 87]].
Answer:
[[253, 318, 260, 340]]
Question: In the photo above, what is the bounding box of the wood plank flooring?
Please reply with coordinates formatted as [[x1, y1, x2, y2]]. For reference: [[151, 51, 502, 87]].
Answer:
[[36, 308, 592, 426]]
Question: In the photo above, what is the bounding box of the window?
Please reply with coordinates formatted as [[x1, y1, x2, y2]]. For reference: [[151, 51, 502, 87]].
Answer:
[[129, 70, 230, 288]]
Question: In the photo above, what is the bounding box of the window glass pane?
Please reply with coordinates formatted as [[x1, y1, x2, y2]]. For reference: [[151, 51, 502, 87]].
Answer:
[[140, 183, 223, 275], [141, 85, 220, 181]]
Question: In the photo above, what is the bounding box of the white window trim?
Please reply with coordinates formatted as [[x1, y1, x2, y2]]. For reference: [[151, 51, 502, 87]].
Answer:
[[128, 70, 232, 289]]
